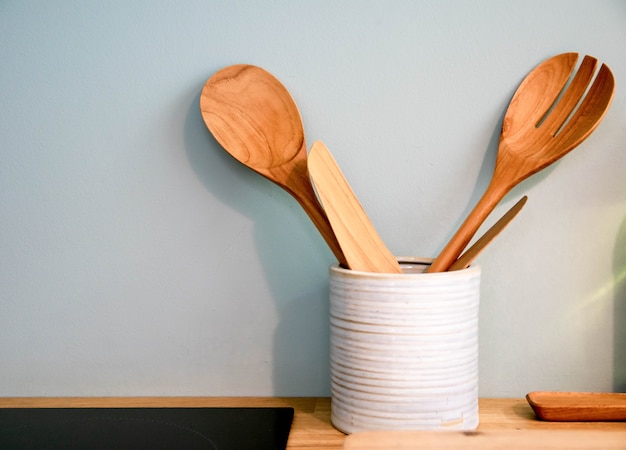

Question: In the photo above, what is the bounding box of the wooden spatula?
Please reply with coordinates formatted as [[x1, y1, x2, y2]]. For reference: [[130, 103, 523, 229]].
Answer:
[[308, 141, 402, 273]]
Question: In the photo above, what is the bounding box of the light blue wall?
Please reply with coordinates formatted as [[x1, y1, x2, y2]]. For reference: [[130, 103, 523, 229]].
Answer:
[[1, 0, 625, 397]]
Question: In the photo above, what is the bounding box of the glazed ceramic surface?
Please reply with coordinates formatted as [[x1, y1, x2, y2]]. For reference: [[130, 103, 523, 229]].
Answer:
[[329, 257, 481, 433]]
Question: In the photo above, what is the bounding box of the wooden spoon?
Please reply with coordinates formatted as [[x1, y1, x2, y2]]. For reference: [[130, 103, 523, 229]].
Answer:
[[448, 195, 527, 270], [428, 53, 615, 272], [200, 65, 347, 267], [308, 141, 402, 273], [527, 391, 626, 422]]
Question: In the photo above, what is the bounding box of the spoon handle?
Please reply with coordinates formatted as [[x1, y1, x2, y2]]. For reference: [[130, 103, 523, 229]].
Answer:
[[448, 196, 527, 271]]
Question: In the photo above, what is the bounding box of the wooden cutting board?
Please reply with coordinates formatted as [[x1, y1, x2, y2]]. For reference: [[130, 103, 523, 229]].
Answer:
[[526, 391, 626, 421], [343, 429, 626, 449]]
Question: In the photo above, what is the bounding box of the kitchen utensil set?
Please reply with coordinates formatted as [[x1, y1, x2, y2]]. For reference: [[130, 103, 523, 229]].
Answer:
[[200, 53, 614, 274], [201, 56, 621, 424]]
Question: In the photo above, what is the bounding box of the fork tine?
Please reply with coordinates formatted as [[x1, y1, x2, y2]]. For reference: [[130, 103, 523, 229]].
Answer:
[[541, 55, 598, 135], [556, 63, 615, 148]]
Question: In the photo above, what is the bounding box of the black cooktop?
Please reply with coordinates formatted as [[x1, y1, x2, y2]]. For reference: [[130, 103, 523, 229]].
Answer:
[[0, 407, 294, 450]]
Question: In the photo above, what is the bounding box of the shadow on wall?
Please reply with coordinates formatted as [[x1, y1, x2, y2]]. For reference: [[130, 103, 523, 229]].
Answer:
[[614, 212, 626, 392], [184, 86, 331, 395]]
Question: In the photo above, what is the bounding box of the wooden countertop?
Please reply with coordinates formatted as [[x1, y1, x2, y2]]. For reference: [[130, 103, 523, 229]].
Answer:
[[1, 397, 625, 449]]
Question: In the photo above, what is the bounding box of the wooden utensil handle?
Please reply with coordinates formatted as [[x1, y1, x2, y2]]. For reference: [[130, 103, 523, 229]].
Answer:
[[448, 196, 527, 271], [428, 182, 508, 272], [284, 166, 349, 268]]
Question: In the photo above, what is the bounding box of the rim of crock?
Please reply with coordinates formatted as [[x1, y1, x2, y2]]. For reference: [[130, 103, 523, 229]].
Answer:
[[329, 256, 480, 278]]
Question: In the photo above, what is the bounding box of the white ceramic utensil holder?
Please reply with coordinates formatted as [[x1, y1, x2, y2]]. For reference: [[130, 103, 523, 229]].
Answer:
[[329, 257, 481, 434]]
